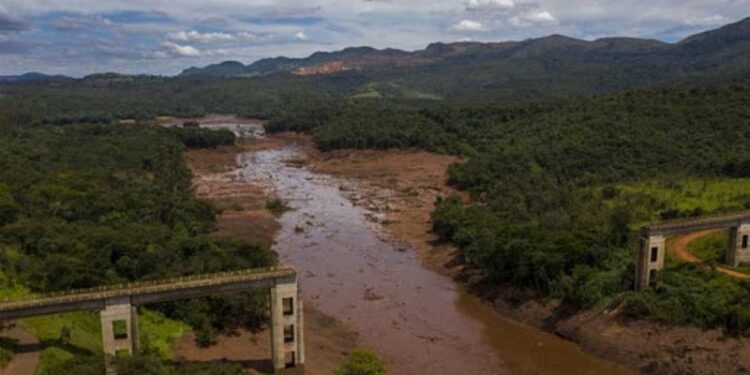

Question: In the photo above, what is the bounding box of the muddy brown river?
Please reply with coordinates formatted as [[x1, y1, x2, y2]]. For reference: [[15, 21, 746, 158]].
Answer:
[[235, 143, 636, 375]]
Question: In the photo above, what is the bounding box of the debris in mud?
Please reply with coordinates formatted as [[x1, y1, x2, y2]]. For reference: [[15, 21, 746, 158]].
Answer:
[[396, 245, 410, 253], [364, 288, 384, 301], [295, 225, 305, 234], [364, 212, 380, 223], [265, 198, 290, 215], [284, 158, 308, 167], [416, 334, 442, 343]]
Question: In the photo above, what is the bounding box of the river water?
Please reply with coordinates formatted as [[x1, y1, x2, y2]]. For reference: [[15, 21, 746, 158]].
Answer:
[[235, 143, 637, 375]]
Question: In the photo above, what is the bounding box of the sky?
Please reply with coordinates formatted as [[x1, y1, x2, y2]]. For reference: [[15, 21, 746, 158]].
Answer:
[[0, 0, 747, 77]]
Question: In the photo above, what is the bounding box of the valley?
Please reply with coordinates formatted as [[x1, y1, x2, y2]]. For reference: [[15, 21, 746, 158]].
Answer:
[[184, 129, 636, 375]]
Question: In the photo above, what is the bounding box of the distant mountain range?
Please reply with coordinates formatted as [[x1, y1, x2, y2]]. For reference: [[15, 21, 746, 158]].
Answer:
[[184, 18, 750, 79], [180, 17, 750, 101], [4, 18, 750, 106], [0, 72, 70, 83]]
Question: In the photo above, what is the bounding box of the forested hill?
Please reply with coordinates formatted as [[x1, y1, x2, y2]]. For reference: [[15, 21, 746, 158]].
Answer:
[[181, 17, 750, 101]]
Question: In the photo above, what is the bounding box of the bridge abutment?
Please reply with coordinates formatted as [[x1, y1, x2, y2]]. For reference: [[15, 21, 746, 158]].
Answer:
[[100, 297, 138, 375], [636, 234, 665, 290], [270, 282, 305, 373], [727, 223, 750, 266]]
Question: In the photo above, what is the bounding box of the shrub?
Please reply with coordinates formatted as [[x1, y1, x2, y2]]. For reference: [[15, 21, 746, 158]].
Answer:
[[265, 198, 290, 214], [335, 349, 386, 375]]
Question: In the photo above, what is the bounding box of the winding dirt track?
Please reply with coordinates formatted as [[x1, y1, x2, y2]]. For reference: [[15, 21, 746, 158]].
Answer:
[[667, 230, 750, 279]]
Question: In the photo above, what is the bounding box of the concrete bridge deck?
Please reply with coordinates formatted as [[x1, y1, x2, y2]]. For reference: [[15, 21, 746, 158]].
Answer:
[[644, 210, 750, 236], [0, 266, 297, 320]]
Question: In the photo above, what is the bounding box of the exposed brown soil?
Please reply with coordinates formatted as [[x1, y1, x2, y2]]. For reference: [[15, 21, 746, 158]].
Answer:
[[173, 307, 357, 375], [306, 145, 750, 375], [667, 229, 750, 279], [307, 148, 465, 274], [0, 325, 40, 375], [554, 304, 750, 374], [186, 145, 280, 248], [180, 134, 361, 374]]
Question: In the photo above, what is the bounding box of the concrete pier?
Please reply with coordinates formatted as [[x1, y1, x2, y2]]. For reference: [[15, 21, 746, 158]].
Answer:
[[100, 297, 138, 374], [270, 283, 305, 372], [636, 234, 665, 290], [727, 223, 750, 266]]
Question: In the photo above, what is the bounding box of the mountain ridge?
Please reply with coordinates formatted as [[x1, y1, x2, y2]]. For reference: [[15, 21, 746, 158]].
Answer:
[[0, 72, 70, 83], [182, 17, 750, 78]]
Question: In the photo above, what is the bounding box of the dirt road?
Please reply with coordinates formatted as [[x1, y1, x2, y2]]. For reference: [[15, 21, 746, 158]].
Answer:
[[666, 230, 750, 279], [0, 326, 40, 375]]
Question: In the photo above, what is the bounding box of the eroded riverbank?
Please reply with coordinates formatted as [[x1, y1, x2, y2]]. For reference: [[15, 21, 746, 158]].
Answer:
[[188, 132, 636, 375]]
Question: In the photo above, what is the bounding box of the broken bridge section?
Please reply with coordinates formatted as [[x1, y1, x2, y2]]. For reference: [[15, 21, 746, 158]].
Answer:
[[0, 267, 305, 374], [637, 211, 750, 290]]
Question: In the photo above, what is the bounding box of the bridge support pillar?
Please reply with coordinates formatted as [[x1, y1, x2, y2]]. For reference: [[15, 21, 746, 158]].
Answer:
[[727, 223, 750, 266], [270, 282, 305, 373], [636, 234, 665, 290], [100, 297, 138, 375]]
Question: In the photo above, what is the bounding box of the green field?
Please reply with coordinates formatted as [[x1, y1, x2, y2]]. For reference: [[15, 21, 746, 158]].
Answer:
[[609, 178, 750, 228]]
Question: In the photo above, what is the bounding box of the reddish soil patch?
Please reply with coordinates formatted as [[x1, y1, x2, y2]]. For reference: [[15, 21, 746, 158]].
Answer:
[[0, 325, 40, 375], [308, 148, 466, 274], [174, 307, 357, 375], [186, 144, 281, 248], [555, 304, 750, 374]]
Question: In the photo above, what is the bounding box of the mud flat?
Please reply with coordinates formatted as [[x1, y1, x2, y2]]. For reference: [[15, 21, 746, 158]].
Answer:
[[226, 134, 634, 375]]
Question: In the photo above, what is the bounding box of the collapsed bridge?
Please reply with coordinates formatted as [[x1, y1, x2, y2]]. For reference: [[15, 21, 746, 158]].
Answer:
[[637, 211, 750, 290], [0, 267, 305, 374]]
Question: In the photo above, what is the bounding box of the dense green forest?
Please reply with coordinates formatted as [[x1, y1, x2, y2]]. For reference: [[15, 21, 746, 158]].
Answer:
[[0, 74, 362, 124], [0, 109, 273, 373], [268, 84, 750, 334]]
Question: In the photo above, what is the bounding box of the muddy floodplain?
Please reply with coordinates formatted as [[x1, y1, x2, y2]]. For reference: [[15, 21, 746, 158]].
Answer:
[[221, 135, 635, 375]]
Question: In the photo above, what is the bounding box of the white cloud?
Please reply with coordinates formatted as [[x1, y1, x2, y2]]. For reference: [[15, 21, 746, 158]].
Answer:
[[293, 31, 308, 41], [168, 30, 235, 42], [161, 41, 201, 57], [237, 31, 259, 41], [452, 19, 488, 32], [528, 11, 557, 24], [685, 14, 728, 27], [510, 11, 558, 27], [53, 15, 114, 31], [466, 0, 515, 11]]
